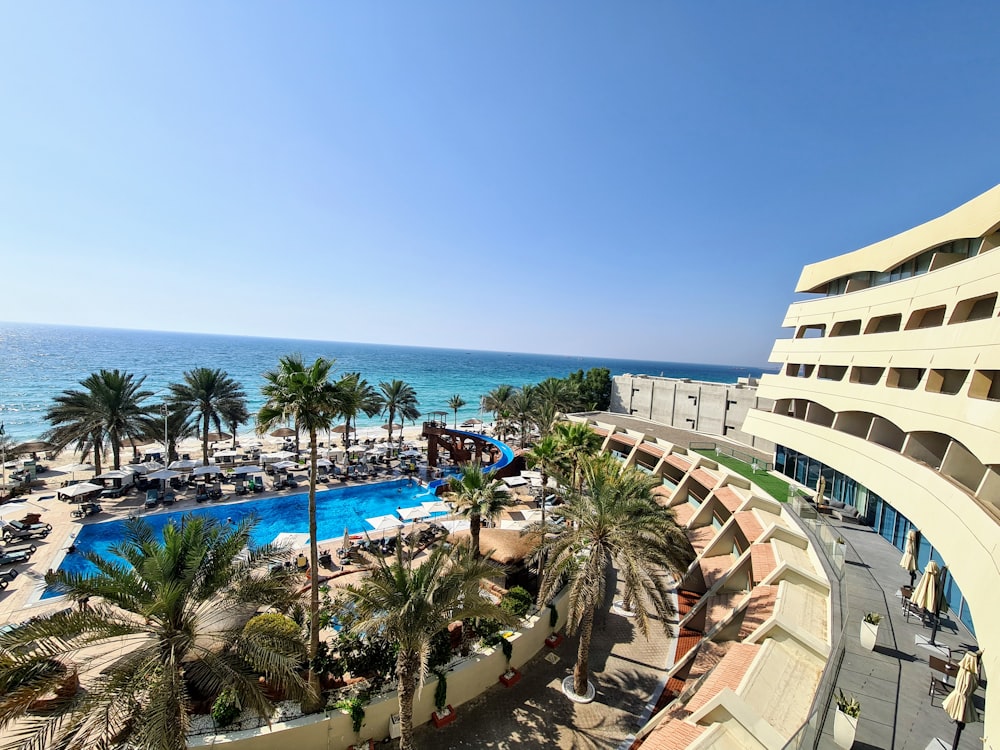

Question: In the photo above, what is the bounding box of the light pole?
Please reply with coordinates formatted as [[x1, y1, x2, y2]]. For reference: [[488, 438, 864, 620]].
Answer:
[[162, 402, 169, 465], [1, 422, 6, 497]]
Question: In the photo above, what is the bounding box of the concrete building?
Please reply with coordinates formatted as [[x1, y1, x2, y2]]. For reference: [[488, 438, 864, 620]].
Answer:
[[611, 375, 775, 453], [743, 185, 1000, 747]]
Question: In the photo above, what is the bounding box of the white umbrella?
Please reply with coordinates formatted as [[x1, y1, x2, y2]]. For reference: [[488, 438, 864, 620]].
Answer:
[[52, 462, 94, 475], [58, 482, 104, 499], [503, 476, 528, 487], [127, 461, 164, 474], [0, 502, 30, 518], [213, 449, 239, 458], [440, 519, 470, 533], [900, 529, 918, 587], [328, 448, 345, 458], [95, 470, 132, 481], [348, 445, 368, 455], [146, 469, 181, 481], [271, 460, 298, 471], [233, 465, 263, 475], [262, 451, 296, 461], [911, 560, 940, 615], [399, 449, 421, 459], [314, 458, 333, 469], [168, 460, 199, 471], [421, 500, 451, 514], [366, 515, 405, 531], [397, 506, 430, 521], [943, 651, 980, 748], [193, 465, 222, 476], [342, 526, 352, 553]]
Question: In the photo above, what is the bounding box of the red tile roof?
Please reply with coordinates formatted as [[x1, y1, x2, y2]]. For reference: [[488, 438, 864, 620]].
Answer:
[[738, 585, 778, 639], [686, 525, 717, 553], [699, 556, 732, 589], [665, 454, 692, 472], [684, 642, 761, 713], [733, 511, 765, 543], [672, 503, 696, 526], [750, 543, 777, 584], [639, 719, 706, 750], [674, 627, 703, 662], [611, 433, 637, 445], [690, 468, 718, 490], [712, 486, 743, 513]]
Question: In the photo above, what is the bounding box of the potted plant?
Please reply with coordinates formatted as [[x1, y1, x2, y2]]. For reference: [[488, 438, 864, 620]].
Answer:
[[544, 602, 563, 648], [860, 612, 881, 651], [833, 689, 860, 749], [431, 669, 456, 728], [498, 636, 521, 687], [335, 695, 372, 750]]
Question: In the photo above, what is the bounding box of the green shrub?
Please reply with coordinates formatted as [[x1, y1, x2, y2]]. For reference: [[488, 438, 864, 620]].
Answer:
[[243, 612, 301, 641], [499, 586, 533, 618], [836, 689, 861, 718], [211, 689, 241, 727], [548, 602, 558, 630], [500, 636, 513, 667], [335, 695, 366, 735], [428, 628, 453, 672], [863, 612, 882, 625], [433, 669, 448, 712]]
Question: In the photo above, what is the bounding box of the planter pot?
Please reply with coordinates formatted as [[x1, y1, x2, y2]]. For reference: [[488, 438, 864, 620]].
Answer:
[[499, 668, 522, 687], [349, 742, 374, 750], [545, 633, 564, 649], [859, 620, 879, 651], [833, 708, 858, 749], [432, 705, 457, 728]]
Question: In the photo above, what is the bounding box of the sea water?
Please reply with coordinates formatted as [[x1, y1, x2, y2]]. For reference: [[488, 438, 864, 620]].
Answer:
[[0, 322, 768, 442]]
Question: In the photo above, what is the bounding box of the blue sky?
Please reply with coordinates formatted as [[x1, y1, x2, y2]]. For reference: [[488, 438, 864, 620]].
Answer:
[[2, 3, 999, 367]]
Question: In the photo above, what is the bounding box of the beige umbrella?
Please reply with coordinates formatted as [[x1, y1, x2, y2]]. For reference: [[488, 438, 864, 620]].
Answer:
[[381, 423, 402, 431], [204, 432, 232, 442], [911, 560, 940, 621], [342, 526, 351, 553], [900, 529, 918, 587], [331, 424, 350, 434], [270, 427, 296, 438], [942, 651, 979, 748], [815, 474, 826, 503]]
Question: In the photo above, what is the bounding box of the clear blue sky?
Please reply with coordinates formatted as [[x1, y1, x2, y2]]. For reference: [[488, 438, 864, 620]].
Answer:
[[2, 3, 999, 367]]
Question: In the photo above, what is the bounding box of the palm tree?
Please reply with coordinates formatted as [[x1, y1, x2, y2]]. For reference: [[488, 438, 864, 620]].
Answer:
[[336, 373, 382, 448], [380, 379, 420, 448], [0, 515, 307, 750], [551, 420, 603, 492], [536, 453, 694, 698], [138, 403, 197, 464], [447, 463, 512, 559], [446, 394, 466, 429], [532, 377, 578, 437], [44, 369, 153, 473], [508, 386, 537, 448], [481, 384, 515, 442], [336, 542, 515, 750], [168, 368, 247, 466], [258, 355, 343, 712], [221, 399, 251, 451], [524, 434, 565, 590]]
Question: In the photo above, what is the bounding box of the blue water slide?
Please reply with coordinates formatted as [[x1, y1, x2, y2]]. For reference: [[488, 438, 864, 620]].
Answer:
[[426, 429, 516, 492]]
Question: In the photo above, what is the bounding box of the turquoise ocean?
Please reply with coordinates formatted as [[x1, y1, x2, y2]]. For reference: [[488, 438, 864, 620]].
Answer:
[[0, 322, 768, 443]]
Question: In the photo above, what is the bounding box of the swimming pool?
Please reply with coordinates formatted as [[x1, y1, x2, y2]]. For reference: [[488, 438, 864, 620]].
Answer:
[[46, 479, 440, 595]]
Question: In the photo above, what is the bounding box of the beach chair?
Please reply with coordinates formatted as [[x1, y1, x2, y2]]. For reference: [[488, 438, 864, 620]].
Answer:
[[2, 521, 51, 541], [195, 484, 209, 503], [162, 492, 176, 506], [209, 481, 222, 500], [144, 490, 159, 509], [1, 543, 37, 557], [0, 550, 29, 566], [251, 477, 264, 493], [0, 568, 18, 582], [233, 479, 247, 496]]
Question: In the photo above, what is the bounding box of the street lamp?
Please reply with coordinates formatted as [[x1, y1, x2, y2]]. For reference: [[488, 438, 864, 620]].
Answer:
[[1, 422, 7, 497]]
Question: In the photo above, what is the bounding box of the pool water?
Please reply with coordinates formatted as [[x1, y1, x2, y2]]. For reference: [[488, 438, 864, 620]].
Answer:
[[45, 479, 440, 596]]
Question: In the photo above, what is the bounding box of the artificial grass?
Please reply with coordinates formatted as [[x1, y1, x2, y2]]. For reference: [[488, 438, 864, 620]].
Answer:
[[694, 449, 790, 502]]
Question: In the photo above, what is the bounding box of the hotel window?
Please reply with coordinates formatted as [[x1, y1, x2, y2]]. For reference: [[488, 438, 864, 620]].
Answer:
[[887, 368, 925, 390], [795, 324, 826, 339], [849, 366, 885, 385], [864, 313, 902, 334], [948, 292, 997, 324], [817, 365, 847, 381], [829, 319, 861, 337], [925, 369, 969, 395], [905, 305, 946, 330], [969, 370, 1000, 401]]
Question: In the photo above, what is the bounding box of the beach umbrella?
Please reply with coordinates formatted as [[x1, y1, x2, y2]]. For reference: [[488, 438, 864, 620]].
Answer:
[[943, 651, 980, 749], [0, 502, 30, 518], [911, 560, 940, 624], [440, 519, 470, 533], [366, 515, 405, 532], [397, 506, 430, 521], [269, 427, 296, 438], [213, 449, 239, 458], [204, 432, 232, 442], [127, 461, 164, 474], [381, 423, 402, 431], [347, 445, 368, 454], [58, 482, 104, 499], [193, 465, 222, 476], [15, 440, 52, 454], [233, 465, 263, 475], [146, 469, 181, 481], [900, 529, 918, 588], [262, 450, 296, 461], [51, 462, 95, 482], [331, 424, 350, 434], [271, 460, 298, 471], [168, 459, 199, 471], [421, 500, 451, 514]]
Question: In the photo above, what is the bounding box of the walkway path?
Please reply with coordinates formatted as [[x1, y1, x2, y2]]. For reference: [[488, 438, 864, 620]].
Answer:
[[410, 567, 673, 749]]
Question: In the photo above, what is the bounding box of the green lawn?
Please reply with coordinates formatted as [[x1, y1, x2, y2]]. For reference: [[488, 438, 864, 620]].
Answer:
[[694, 449, 790, 502]]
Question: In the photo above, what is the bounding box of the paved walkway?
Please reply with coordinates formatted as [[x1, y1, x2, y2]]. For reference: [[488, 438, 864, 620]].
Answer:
[[821, 517, 984, 750], [410, 567, 673, 750]]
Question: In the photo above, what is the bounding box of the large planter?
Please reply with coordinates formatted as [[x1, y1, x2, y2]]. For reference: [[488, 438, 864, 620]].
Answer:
[[349, 742, 374, 750], [545, 633, 564, 649], [833, 708, 858, 749], [432, 705, 457, 728], [859, 620, 879, 651]]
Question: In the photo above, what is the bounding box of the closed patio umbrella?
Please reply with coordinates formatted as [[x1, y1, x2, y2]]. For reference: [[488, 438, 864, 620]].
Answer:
[[900, 529, 918, 587], [911, 560, 940, 622], [342, 526, 351, 553], [943, 651, 980, 749]]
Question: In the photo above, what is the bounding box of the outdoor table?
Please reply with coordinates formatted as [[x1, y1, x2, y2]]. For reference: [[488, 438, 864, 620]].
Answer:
[[928, 654, 958, 685]]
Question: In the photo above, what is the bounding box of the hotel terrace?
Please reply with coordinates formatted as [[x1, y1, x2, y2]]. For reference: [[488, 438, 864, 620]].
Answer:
[[566, 414, 837, 749]]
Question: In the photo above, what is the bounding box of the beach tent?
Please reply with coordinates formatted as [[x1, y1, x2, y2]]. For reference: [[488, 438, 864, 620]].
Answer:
[[168, 460, 199, 471], [233, 465, 263, 475], [193, 465, 222, 476]]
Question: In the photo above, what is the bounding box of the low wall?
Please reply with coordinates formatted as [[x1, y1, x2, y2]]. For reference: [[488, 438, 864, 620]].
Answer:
[[191, 590, 569, 749]]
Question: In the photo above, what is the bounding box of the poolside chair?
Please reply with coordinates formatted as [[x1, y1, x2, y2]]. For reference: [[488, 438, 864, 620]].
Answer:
[[195, 484, 209, 503], [1, 543, 36, 558], [144, 490, 159, 509], [0, 550, 30, 566], [233, 479, 247, 496], [209, 481, 223, 500], [252, 478, 264, 493], [0, 568, 18, 582], [162, 492, 176, 506], [2, 522, 51, 541]]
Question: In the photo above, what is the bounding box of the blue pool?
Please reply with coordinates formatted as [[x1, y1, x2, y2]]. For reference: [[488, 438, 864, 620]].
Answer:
[[46, 479, 439, 596]]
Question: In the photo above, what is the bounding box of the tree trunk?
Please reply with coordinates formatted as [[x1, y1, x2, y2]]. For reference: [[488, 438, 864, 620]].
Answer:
[[397, 650, 419, 750], [388, 406, 395, 447], [536, 469, 547, 595], [110, 430, 121, 470], [303, 426, 323, 713], [573, 607, 595, 697], [92, 430, 103, 477], [202, 412, 210, 466], [471, 510, 481, 559]]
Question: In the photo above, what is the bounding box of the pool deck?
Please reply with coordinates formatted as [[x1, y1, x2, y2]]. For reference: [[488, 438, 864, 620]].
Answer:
[[0, 469, 432, 625]]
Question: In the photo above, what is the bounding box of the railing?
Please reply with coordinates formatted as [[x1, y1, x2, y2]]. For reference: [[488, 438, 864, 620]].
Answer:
[[688, 441, 774, 472], [778, 488, 849, 749]]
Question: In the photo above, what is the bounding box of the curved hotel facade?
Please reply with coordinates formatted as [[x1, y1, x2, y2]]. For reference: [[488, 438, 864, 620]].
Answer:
[[743, 185, 1000, 745]]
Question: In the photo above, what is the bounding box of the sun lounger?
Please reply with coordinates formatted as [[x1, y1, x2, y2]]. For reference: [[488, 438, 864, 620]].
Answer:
[[0, 551, 29, 566], [0, 568, 18, 582], [2, 522, 51, 541], [144, 490, 159, 509], [195, 485, 209, 503], [162, 492, 176, 505]]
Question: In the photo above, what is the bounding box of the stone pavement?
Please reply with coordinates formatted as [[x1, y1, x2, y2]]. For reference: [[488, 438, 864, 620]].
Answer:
[[821, 517, 984, 750], [410, 567, 673, 750]]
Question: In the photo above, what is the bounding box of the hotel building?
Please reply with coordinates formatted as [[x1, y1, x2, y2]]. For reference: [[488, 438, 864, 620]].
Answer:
[[743, 185, 1000, 745]]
